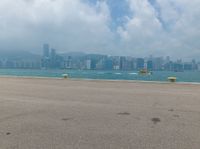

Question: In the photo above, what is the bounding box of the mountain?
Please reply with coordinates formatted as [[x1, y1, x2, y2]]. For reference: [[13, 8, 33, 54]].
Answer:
[[0, 51, 41, 60], [60, 52, 86, 58]]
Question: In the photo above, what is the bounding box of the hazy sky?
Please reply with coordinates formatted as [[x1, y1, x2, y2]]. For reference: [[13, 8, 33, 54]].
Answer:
[[0, 0, 200, 59]]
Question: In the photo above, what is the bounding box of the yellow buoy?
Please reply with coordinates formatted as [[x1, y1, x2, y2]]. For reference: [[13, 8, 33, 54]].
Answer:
[[62, 74, 68, 79], [168, 77, 176, 82]]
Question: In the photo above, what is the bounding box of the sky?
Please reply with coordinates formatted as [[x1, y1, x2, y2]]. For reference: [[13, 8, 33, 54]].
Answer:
[[0, 0, 200, 59]]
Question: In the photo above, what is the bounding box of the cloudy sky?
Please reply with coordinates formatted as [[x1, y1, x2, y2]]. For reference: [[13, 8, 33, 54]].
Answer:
[[0, 0, 200, 59]]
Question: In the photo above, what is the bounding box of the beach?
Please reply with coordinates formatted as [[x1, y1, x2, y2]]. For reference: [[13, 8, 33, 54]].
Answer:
[[0, 77, 200, 149]]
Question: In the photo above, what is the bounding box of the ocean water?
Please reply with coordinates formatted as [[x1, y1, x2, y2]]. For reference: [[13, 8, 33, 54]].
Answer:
[[0, 69, 200, 83]]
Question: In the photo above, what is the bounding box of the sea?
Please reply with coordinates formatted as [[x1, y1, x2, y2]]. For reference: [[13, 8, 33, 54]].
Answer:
[[0, 69, 200, 83]]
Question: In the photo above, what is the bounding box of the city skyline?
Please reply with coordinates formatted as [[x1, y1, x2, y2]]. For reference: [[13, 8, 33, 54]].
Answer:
[[0, 43, 200, 71]]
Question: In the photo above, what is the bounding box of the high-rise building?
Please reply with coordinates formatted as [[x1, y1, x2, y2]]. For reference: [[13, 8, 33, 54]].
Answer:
[[65, 56, 72, 69], [111, 56, 120, 70], [173, 62, 184, 72], [184, 63, 192, 71], [43, 44, 50, 58], [197, 63, 200, 71], [136, 58, 144, 70], [147, 60, 153, 70], [152, 57, 164, 70], [104, 58, 113, 70], [192, 59, 197, 70], [165, 56, 170, 63], [86, 59, 91, 70], [50, 48, 57, 68], [51, 48, 56, 59], [120, 56, 126, 70], [42, 44, 50, 68]]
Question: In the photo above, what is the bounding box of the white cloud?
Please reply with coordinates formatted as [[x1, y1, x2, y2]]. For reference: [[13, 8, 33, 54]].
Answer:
[[0, 0, 200, 59], [117, 0, 200, 59], [0, 0, 114, 53]]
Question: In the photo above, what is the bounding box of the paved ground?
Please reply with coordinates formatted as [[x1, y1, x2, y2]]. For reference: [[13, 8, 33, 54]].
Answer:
[[0, 77, 200, 149]]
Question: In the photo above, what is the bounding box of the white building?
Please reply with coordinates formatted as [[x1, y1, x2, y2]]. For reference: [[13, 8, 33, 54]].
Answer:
[[86, 60, 91, 70]]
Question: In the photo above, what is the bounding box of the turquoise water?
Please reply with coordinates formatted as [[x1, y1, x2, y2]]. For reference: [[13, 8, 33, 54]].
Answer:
[[0, 69, 200, 83]]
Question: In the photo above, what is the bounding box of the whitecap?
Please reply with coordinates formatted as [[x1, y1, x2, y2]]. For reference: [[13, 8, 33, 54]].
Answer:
[[115, 73, 122, 75], [129, 72, 138, 75]]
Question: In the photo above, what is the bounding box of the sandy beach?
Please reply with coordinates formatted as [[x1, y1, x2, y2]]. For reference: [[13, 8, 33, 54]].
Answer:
[[0, 77, 200, 149]]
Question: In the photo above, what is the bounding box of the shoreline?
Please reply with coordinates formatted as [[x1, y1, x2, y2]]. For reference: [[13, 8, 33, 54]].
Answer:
[[1, 74, 200, 86]]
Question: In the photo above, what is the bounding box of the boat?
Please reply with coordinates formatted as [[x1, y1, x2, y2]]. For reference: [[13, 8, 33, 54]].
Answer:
[[62, 74, 69, 79], [138, 69, 152, 75], [168, 77, 177, 82]]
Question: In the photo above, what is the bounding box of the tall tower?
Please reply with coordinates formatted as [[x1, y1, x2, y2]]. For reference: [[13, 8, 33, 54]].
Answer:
[[43, 44, 50, 58], [50, 48, 56, 68], [42, 44, 50, 69], [51, 48, 56, 59]]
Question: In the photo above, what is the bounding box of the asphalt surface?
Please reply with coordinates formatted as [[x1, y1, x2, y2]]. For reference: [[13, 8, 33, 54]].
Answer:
[[0, 77, 200, 149]]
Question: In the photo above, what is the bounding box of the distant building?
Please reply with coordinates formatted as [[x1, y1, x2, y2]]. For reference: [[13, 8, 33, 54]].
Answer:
[[152, 57, 163, 71], [173, 63, 184, 72], [111, 56, 120, 70], [91, 59, 97, 70], [42, 44, 50, 68], [50, 48, 56, 59], [104, 58, 113, 70], [136, 58, 144, 70], [165, 56, 170, 63], [164, 62, 173, 71], [197, 63, 200, 71], [120, 56, 126, 70], [50, 48, 56, 68], [113, 65, 120, 70], [192, 59, 197, 70], [86, 59, 91, 70], [184, 63, 192, 71], [96, 59, 104, 70], [147, 60, 153, 70], [65, 56, 72, 69], [43, 44, 50, 58]]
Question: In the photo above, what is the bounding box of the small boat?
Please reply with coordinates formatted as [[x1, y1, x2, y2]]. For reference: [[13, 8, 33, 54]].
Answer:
[[168, 77, 177, 82], [138, 69, 152, 75]]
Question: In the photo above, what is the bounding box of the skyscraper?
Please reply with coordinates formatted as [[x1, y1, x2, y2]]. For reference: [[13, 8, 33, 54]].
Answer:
[[50, 48, 56, 68], [51, 48, 56, 59], [43, 44, 50, 58], [86, 59, 91, 70], [42, 44, 50, 68], [147, 60, 153, 70], [65, 56, 72, 69], [136, 58, 144, 70]]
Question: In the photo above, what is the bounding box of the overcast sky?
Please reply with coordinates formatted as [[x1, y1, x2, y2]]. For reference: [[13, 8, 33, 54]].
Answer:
[[0, 0, 200, 59]]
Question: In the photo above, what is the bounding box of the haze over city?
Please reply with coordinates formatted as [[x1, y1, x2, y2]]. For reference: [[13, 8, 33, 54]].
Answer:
[[0, 0, 200, 60]]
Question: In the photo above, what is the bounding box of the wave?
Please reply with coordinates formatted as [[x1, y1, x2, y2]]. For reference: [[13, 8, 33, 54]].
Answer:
[[128, 72, 138, 75], [114, 73, 122, 75]]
